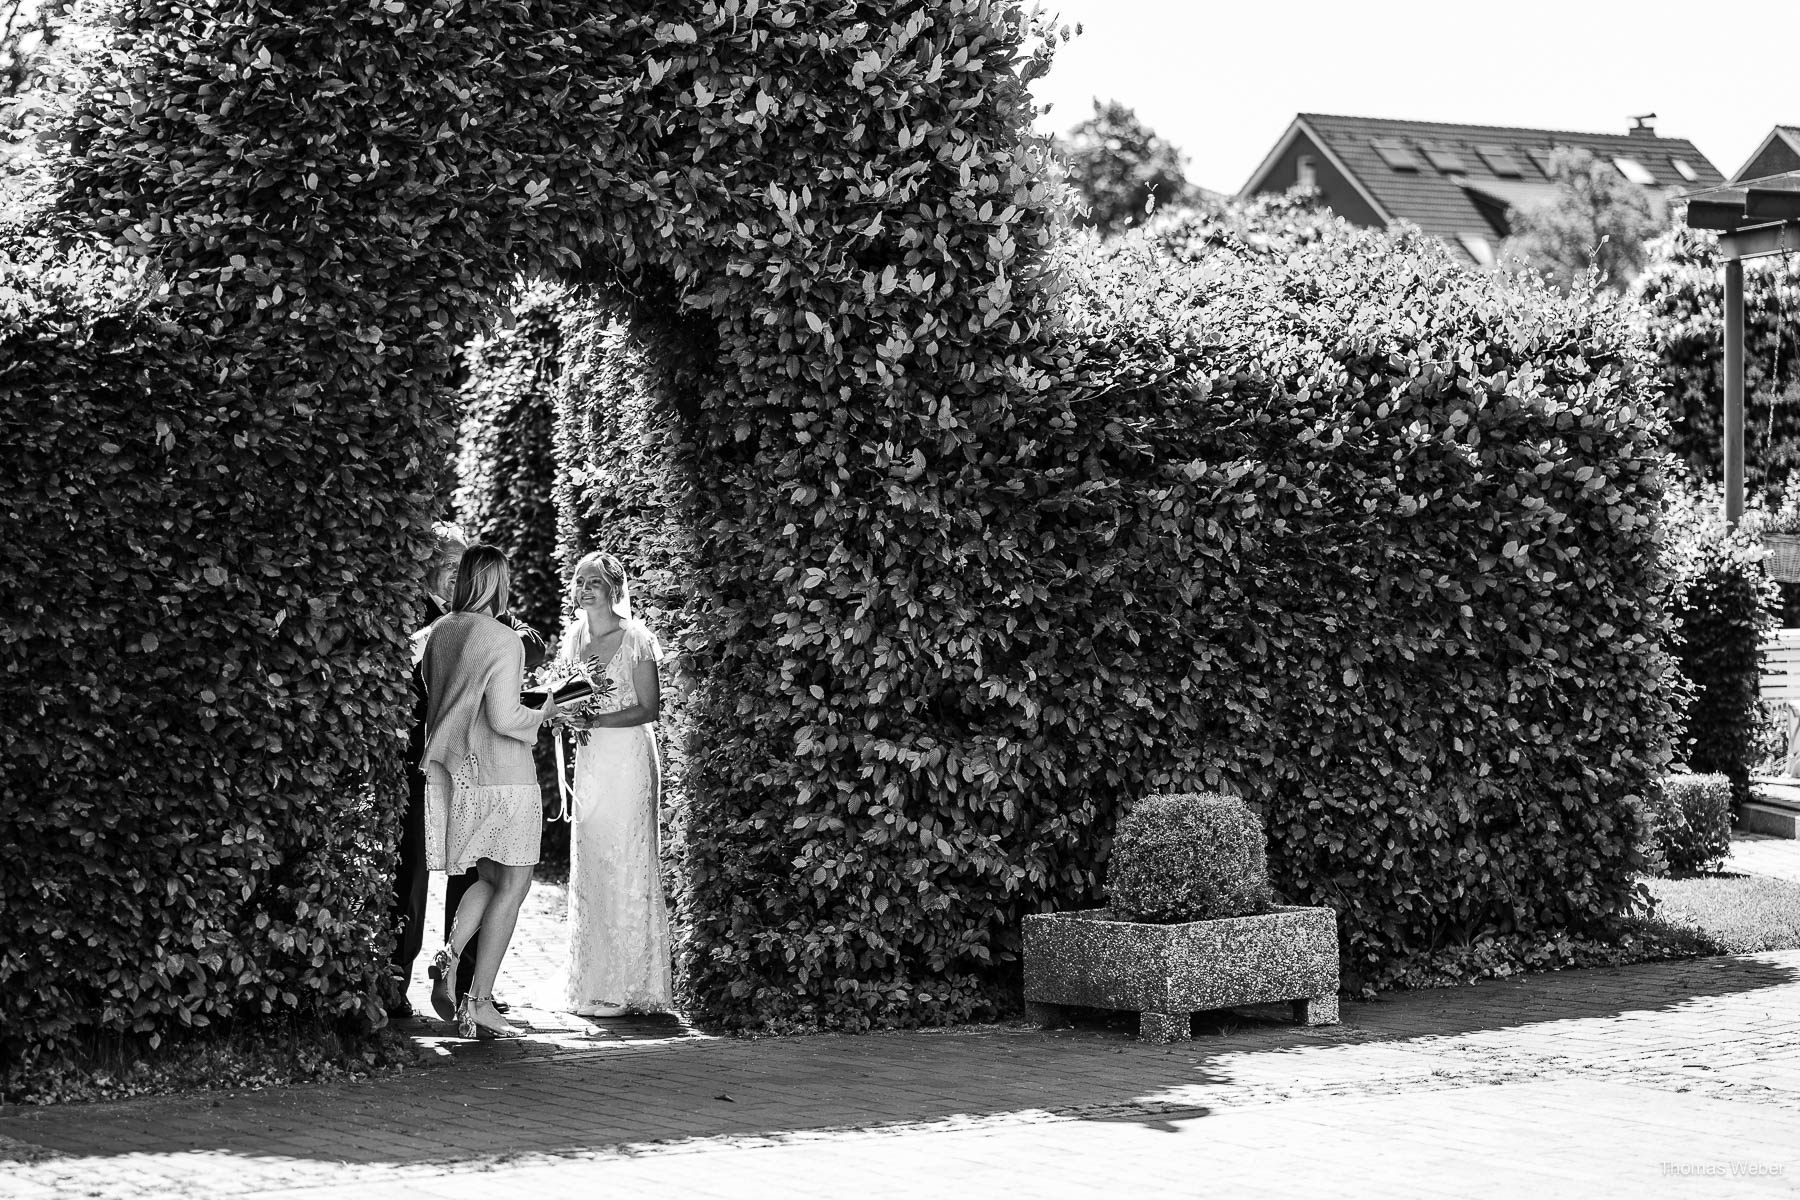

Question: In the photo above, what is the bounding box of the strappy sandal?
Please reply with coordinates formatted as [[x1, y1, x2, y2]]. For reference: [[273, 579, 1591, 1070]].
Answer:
[[457, 994, 516, 1040], [427, 946, 459, 1023]]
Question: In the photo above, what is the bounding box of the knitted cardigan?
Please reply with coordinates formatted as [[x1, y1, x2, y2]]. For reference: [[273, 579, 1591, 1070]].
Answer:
[[420, 611, 547, 794]]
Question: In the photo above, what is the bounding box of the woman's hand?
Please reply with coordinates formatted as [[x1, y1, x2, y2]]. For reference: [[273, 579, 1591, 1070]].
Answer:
[[540, 692, 559, 722]]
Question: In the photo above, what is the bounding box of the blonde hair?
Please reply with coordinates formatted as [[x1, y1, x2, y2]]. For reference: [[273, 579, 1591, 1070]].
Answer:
[[568, 551, 630, 619], [451, 544, 510, 617]]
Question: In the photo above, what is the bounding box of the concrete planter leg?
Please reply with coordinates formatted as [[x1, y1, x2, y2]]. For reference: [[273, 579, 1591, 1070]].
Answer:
[[1138, 1011, 1190, 1044], [1294, 995, 1338, 1026]]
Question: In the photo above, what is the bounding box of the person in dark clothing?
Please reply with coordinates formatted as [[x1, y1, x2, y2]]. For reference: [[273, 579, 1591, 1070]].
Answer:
[[389, 525, 548, 1019]]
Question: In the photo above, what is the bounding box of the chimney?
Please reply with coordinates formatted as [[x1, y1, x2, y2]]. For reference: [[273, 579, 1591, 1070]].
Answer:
[[1629, 113, 1657, 138]]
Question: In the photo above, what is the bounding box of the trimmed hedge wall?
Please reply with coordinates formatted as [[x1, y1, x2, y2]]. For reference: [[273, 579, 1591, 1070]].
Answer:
[[0, 228, 404, 1061], [455, 285, 565, 643], [1637, 228, 1800, 501], [554, 205, 1682, 1021], [18, 0, 1683, 1051]]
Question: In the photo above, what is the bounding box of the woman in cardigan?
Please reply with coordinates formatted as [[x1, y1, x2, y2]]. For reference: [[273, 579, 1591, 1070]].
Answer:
[[420, 544, 558, 1038]]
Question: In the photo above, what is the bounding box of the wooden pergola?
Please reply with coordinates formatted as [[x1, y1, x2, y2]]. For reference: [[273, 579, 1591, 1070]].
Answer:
[[1683, 171, 1800, 526]]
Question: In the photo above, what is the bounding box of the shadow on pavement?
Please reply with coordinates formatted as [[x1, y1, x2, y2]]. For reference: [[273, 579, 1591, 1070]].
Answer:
[[2, 953, 1794, 1174]]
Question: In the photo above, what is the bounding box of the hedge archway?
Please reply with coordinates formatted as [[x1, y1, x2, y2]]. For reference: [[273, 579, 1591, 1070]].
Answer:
[[25, 0, 1072, 1042]]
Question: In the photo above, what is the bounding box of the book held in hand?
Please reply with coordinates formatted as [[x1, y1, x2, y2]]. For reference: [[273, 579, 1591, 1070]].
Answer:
[[521, 676, 598, 708]]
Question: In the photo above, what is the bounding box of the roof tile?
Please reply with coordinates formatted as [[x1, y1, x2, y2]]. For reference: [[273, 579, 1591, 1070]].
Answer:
[[1254, 113, 1727, 253]]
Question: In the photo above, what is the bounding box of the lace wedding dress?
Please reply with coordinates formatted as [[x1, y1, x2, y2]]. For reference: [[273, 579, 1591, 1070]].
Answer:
[[559, 616, 673, 1014]]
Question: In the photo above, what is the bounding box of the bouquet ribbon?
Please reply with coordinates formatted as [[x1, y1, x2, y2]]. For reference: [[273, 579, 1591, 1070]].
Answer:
[[552, 725, 574, 822]]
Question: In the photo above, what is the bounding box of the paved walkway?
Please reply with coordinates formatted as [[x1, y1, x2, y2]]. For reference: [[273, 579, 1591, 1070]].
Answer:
[[6, 844, 1800, 1198], [1729, 832, 1800, 884]]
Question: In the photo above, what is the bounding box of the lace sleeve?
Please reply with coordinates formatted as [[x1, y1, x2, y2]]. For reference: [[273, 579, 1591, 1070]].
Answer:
[[558, 617, 584, 665], [628, 621, 664, 665]]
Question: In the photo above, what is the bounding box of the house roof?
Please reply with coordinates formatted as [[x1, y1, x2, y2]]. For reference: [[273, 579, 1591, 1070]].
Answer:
[[1242, 113, 1727, 247], [1730, 126, 1800, 183]]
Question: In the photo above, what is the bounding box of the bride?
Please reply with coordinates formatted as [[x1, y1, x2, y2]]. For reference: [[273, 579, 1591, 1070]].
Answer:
[[554, 551, 672, 1017]]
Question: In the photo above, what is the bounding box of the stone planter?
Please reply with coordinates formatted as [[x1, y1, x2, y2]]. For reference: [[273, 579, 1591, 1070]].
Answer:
[[1022, 905, 1339, 1043]]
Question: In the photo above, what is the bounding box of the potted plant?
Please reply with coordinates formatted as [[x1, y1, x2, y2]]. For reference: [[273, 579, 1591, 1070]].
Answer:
[[1022, 792, 1339, 1043], [1754, 500, 1800, 583]]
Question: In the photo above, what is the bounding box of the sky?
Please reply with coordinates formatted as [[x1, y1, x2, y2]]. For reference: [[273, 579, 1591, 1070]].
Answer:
[[1027, 0, 1797, 195]]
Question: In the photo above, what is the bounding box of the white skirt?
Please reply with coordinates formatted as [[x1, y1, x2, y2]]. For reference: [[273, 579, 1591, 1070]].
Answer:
[[426, 781, 542, 875]]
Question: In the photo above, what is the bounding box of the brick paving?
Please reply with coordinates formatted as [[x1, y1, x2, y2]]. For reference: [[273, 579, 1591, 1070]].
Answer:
[[6, 849, 1800, 1197]]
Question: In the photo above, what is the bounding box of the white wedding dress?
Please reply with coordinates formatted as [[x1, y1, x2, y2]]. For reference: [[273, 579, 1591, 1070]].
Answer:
[[557, 615, 673, 1014]]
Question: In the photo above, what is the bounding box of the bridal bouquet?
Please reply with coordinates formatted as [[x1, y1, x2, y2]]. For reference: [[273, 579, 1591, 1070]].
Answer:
[[523, 655, 615, 746]]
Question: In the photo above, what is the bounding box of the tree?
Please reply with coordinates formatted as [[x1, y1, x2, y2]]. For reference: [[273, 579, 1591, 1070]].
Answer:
[[1056, 99, 1198, 237], [1504, 146, 1665, 292], [1, 0, 93, 182]]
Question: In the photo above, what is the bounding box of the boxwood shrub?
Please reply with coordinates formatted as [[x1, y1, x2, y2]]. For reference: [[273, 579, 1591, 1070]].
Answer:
[[1643, 773, 1734, 874], [18, 0, 1685, 1049], [1107, 793, 1273, 924]]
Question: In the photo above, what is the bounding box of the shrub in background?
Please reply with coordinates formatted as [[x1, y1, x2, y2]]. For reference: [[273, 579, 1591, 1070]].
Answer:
[[1107, 794, 1273, 923], [1662, 482, 1780, 804], [1643, 773, 1734, 874], [456, 284, 565, 643], [1052, 99, 1199, 237], [1148, 187, 1339, 262], [1637, 227, 1800, 502]]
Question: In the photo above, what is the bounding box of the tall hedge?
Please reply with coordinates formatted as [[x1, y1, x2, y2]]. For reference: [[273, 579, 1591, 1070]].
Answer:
[[456, 284, 564, 642], [11, 0, 1682, 1055], [0, 226, 403, 1061], [555, 206, 1681, 1020], [1637, 227, 1800, 501], [14, 0, 1073, 1049]]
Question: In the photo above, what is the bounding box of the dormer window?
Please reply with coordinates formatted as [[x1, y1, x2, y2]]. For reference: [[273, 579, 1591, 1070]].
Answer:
[[1297, 155, 1317, 188], [1372, 139, 1421, 171], [1475, 145, 1524, 177], [1458, 234, 1496, 266], [1613, 156, 1656, 185], [1670, 157, 1700, 182], [1421, 146, 1468, 174]]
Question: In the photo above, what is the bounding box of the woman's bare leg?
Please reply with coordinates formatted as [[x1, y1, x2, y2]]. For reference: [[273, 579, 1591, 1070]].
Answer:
[[468, 862, 532, 998], [430, 865, 497, 1024], [447, 871, 494, 957]]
